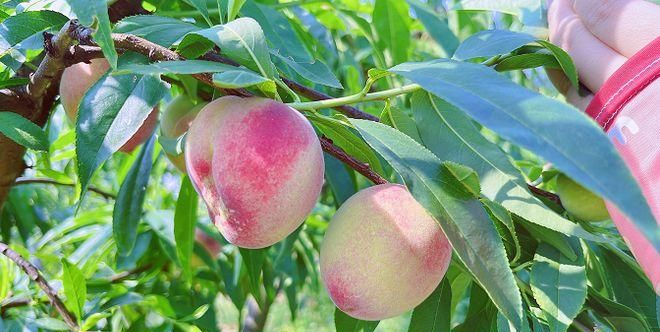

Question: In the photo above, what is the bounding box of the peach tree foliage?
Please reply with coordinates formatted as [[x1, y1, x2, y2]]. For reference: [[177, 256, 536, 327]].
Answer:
[[0, 0, 657, 332]]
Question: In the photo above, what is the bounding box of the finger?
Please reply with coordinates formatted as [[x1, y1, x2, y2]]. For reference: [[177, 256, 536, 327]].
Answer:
[[548, 0, 628, 92], [573, 0, 660, 58]]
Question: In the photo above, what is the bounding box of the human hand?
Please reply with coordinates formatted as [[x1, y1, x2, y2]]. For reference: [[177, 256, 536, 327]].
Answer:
[[548, 0, 660, 108]]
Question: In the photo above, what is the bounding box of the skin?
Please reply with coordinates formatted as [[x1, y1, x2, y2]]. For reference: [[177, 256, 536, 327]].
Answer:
[[185, 96, 324, 249], [59, 58, 158, 153], [161, 96, 207, 171], [556, 174, 609, 222], [320, 184, 452, 320]]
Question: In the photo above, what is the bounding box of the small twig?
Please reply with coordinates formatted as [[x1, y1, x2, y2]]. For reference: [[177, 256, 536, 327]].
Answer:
[[282, 77, 380, 121], [527, 184, 563, 207], [320, 136, 388, 185], [109, 263, 154, 283], [14, 178, 116, 200], [0, 242, 78, 331], [0, 298, 31, 316]]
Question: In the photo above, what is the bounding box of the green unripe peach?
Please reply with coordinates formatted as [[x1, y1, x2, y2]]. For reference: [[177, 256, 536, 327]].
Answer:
[[59, 58, 158, 153], [320, 184, 452, 320], [556, 174, 610, 221], [185, 96, 324, 249], [161, 96, 207, 172]]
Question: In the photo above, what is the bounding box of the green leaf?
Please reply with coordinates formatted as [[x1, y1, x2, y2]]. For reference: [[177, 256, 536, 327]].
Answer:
[[33, 318, 70, 331], [453, 29, 536, 61], [0, 77, 29, 89], [536, 40, 579, 89], [179, 17, 275, 78], [334, 308, 379, 332], [66, 0, 118, 67], [180, 304, 210, 322], [453, 284, 498, 332], [530, 240, 587, 332], [587, 288, 651, 332], [76, 54, 167, 198], [442, 161, 481, 198], [227, 0, 247, 22], [174, 177, 198, 283], [392, 60, 658, 249], [373, 0, 411, 65], [406, 0, 458, 57], [598, 246, 657, 327], [274, 52, 342, 89], [379, 106, 423, 143], [189, 0, 213, 26], [81, 313, 111, 331], [411, 92, 598, 241], [498, 312, 531, 332], [61, 259, 86, 322], [482, 199, 521, 263], [408, 278, 451, 332], [0, 10, 68, 57], [239, 248, 266, 298], [241, 1, 311, 62], [0, 112, 49, 151], [212, 70, 275, 91], [113, 135, 156, 255], [454, 0, 546, 32], [494, 53, 560, 72], [114, 15, 201, 47], [114, 60, 239, 75], [351, 119, 523, 328], [308, 113, 384, 175]]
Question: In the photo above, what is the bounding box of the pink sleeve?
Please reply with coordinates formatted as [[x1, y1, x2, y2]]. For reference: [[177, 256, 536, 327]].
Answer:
[[585, 37, 660, 293]]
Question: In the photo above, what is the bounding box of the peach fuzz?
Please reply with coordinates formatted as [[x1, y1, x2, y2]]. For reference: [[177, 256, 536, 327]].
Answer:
[[161, 96, 207, 171], [320, 184, 452, 320], [185, 96, 324, 249], [59, 58, 158, 153]]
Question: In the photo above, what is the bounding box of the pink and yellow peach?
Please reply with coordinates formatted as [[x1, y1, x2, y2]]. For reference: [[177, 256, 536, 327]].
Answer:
[[59, 58, 158, 153], [185, 96, 324, 249], [320, 184, 452, 320]]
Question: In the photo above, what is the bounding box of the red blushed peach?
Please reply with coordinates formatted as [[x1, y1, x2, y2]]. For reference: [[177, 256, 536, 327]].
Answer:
[[320, 184, 452, 320], [161, 96, 207, 172], [59, 58, 158, 153], [185, 96, 324, 249]]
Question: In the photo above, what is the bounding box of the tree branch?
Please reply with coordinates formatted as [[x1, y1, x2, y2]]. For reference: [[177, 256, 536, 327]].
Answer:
[[14, 178, 116, 200], [0, 242, 78, 330], [0, 298, 31, 317], [320, 136, 388, 185], [62, 33, 388, 185]]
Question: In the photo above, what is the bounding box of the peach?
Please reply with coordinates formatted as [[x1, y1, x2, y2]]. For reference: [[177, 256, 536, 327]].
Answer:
[[320, 184, 452, 320], [185, 96, 324, 249], [59, 58, 158, 153], [556, 174, 610, 221], [161, 96, 207, 171]]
